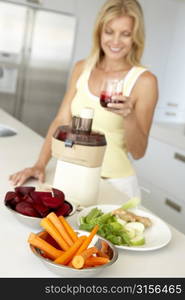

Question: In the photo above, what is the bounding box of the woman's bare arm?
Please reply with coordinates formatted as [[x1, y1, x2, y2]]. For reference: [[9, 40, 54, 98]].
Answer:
[[9, 60, 85, 185], [123, 72, 158, 159], [107, 71, 158, 159]]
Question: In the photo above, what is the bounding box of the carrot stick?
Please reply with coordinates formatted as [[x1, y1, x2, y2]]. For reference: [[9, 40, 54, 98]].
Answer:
[[101, 240, 109, 253], [47, 212, 73, 247], [72, 246, 98, 269], [28, 233, 64, 260], [96, 250, 109, 259], [54, 236, 86, 265], [59, 216, 78, 243], [40, 218, 69, 251], [67, 261, 73, 267], [84, 256, 110, 267], [75, 225, 99, 255], [100, 240, 112, 259], [37, 231, 48, 239]]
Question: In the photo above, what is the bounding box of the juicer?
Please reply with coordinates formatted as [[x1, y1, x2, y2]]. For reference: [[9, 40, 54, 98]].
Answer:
[[51, 108, 107, 207]]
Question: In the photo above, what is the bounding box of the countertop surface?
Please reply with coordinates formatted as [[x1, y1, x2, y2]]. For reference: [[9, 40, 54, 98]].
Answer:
[[1, 108, 185, 278]]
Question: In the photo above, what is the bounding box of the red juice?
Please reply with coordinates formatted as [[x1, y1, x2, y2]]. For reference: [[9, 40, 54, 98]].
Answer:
[[100, 92, 112, 107], [100, 92, 123, 107]]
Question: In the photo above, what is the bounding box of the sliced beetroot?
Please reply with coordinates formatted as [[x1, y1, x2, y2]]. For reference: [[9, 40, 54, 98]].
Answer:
[[52, 188, 65, 202], [65, 200, 73, 210], [15, 186, 35, 196], [4, 186, 69, 219], [42, 196, 63, 209], [8, 195, 23, 209], [32, 203, 49, 217], [22, 194, 34, 204], [4, 192, 17, 205], [15, 201, 39, 217], [55, 202, 72, 217], [44, 234, 61, 249], [30, 191, 52, 204]]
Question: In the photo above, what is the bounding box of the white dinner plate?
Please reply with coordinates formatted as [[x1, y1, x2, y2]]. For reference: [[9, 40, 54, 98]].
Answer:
[[76, 204, 172, 251]]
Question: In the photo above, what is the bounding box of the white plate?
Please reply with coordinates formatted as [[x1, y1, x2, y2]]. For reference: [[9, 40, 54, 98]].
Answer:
[[76, 204, 172, 251]]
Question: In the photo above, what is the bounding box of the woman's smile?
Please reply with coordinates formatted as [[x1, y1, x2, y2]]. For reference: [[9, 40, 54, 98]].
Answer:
[[109, 47, 123, 53], [101, 15, 134, 60]]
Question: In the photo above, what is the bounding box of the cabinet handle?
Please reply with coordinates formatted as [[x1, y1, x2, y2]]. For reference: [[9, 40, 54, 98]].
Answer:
[[174, 152, 185, 163], [165, 198, 181, 212], [167, 102, 178, 107], [165, 112, 176, 116], [26, 0, 41, 4]]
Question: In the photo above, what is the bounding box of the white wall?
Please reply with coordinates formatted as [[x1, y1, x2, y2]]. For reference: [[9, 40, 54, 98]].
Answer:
[[139, 0, 179, 100], [71, 0, 106, 65]]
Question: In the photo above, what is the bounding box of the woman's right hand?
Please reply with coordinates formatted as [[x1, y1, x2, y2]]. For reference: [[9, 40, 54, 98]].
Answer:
[[9, 165, 45, 187]]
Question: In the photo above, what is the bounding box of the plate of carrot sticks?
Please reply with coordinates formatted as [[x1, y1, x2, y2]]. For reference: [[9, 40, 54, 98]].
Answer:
[[28, 212, 118, 277]]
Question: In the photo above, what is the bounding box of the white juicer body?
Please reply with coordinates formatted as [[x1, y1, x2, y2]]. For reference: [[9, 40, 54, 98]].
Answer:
[[53, 160, 101, 207]]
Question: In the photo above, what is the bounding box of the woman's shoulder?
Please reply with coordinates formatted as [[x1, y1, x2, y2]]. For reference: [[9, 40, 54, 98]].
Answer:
[[72, 59, 93, 88], [136, 68, 158, 86], [68, 59, 87, 85], [73, 59, 86, 75]]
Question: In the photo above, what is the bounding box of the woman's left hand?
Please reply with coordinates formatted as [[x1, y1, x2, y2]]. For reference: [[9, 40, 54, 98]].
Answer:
[[106, 94, 134, 117]]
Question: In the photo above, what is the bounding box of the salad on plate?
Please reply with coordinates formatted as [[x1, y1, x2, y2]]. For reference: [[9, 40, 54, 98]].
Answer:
[[79, 197, 152, 247]]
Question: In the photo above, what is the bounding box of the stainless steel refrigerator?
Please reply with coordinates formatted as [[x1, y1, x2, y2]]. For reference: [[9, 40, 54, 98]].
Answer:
[[0, 0, 76, 136]]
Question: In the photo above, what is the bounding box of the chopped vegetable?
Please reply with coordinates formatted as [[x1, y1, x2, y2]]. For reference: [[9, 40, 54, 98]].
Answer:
[[4, 186, 73, 218], [54, 236, 86, 265], [85, 208, 103, 223], [16, 201, 40, 217], [71, 247, 98, 269], [40, 217, 70, 251], [125, 222, 145, 235], [84, 256, 110, 267], [130, 235, 145, 246], [28, 233, 64, 260], [121, 197, 141, 210], [28, 213, 111, 269], [47, 212, 74, 246], [59, 215, 78, 242], [79, 199, 152, 247], [76, 225, 99, 255]]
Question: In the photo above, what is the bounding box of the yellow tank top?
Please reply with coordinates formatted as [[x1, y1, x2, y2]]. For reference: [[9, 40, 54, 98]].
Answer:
[[71, 65, 147, 178]]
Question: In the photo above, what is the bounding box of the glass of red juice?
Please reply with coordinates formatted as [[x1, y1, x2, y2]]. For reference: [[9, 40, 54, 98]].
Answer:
[[100, 79, 124, 107]]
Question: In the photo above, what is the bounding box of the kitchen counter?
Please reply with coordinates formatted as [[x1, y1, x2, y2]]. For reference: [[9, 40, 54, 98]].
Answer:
[[1, 108, 185, 278]]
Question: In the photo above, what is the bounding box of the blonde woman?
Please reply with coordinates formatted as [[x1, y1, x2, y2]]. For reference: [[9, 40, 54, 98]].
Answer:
[[10, 0, 158, 198]]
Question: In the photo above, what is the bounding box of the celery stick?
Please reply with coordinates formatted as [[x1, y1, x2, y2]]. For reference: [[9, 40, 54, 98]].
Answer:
[[121, 197, 141, 210], [79, 223, 94, 231], [85, 208, 103, 223]]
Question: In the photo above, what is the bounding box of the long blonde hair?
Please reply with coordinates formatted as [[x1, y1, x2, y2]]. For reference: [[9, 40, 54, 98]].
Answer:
[[86, 0, 145, 68]]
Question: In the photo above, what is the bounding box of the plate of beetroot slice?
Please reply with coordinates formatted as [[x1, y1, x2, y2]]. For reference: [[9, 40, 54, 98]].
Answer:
[[4, 186, 75, 219]]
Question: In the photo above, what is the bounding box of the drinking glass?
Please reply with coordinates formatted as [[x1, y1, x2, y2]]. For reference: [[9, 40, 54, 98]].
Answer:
[[100, 79, 124, 107]]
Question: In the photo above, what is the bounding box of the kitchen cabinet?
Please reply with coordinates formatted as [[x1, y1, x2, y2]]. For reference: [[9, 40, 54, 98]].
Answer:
[[154, 109, 185, 124], [133, 137, 185, 234], [153, 1, 185, 123], [138, 177, 185, 235], [139, 0, 185, 123]]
